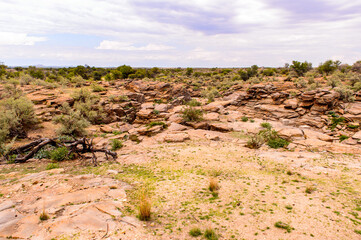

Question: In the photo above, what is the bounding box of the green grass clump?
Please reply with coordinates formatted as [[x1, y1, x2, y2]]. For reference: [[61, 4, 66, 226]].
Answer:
[[147, 121, 167, 129], [189, 227, 202, 237], [241, 116, 249, 122], [274, 221, 292, 233], [39, 211, 50, 221], [111, 139, 123, 151], [46, 162, 59, 170], [91, 83, 106, 92], [204, 228, 218, 240], [305, 186, 316, 194]]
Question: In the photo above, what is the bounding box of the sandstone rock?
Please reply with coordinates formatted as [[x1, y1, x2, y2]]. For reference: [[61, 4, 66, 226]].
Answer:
[[168, 122, 188, 131], [254, 104, 299, 119], [277, 128, 304, 141], [352, 130, 361, 140], [100, 125, 114, 133], [154, 103, 169, 112], [345, 102, 361, 115], [137, 108, 153, 119], [209, 122, 232, 132], [204, 112, 220, 121], [186, 121, 209, 130], [284, 99, 298, 109], [164, 133, 190, 142]]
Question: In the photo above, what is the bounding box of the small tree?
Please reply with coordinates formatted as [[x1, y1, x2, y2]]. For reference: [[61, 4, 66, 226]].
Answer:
[[290, 61, 312, 76], [318, 60, 339, 75]]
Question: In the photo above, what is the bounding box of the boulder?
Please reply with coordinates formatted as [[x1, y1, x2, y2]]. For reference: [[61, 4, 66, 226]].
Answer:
[[209, 122, 232, 132], [352, 130, 361, 140]]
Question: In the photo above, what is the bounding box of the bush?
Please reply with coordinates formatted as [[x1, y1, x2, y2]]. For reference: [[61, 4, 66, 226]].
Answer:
[[53, 103, 90, 137], [335, 86, 355, 102], [267, 138, 289, 149], [260, 122, 272, 130], [49, 147, 70, 161], [181, 106, 203, 122], [246, 134, 265, 149], [91, 83, 106, 92], [111, 139, 123, 151], [0, 96, 37, 142], [71, 88, 105, 124], [241, 116, 249, 122], [318, 60, 340, 75], [290, 61, 312, 76], [202, 87, 220, 102], [187, 99, 202, 106], [189, 227, 202, 237]]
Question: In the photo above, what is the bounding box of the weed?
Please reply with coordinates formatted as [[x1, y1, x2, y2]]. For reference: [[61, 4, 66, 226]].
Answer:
[[246, 134, 265, 149], [187, 99, 202, 107]]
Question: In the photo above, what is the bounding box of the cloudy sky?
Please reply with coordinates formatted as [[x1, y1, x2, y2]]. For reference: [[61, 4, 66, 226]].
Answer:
[[0, 0, 361, 67]]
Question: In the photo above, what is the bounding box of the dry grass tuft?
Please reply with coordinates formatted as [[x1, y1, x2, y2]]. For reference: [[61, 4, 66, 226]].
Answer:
[[209, 177, 220, 192], [138, 191, 151, 221]]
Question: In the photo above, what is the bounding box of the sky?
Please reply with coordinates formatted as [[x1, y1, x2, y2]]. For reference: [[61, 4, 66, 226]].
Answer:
[[0, 0, 361, 67]]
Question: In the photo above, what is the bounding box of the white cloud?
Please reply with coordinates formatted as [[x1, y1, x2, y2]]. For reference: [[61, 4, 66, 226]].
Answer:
[[0, 32, 46, 46], [96, 41, 174, 51], [0, 0, 361, 66]]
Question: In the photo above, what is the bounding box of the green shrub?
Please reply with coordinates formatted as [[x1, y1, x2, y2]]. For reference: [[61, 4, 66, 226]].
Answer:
[[111, 139, 123, 151], [71, 88, 105, 124], [328, 112, 345, 130], [46, 162, 60, 170], [53, 103, 89, 137], [49, 147, 70, 161], [260, 122, 272, 130], [202, 87, 220, 102], [267, 138, 289, 149], [241, 116, 249, 122], [189, 227, 202, 237], [246, 134, 265, 149], [0, 96, 37, 142], [91, 83, 106, 92], [335, 86, 355, 102], [187, 99, 202, 106], [181, 106, 203, 122], [204, 228, 218, 240], [290, 61, 312, 77]]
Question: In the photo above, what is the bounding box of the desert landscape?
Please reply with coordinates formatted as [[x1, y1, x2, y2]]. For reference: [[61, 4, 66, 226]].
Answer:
[[1, 63, 361, 239]]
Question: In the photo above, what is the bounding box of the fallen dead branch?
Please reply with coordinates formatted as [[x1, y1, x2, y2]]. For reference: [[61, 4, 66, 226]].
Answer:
[[2, 137, 117, 165]]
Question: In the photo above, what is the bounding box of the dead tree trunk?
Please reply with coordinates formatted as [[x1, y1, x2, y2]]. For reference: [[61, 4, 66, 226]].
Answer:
[[2, 137, 117, 165]]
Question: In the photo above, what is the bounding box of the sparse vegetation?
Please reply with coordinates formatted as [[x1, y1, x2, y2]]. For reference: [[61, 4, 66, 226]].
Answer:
[[204, 228, 218, 240], [189, 227, 202, 237], [110, 139, 123, 151], [274, 221, 292, 233], [181, 106, 203, 122], [138, 190, 151, 221]]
